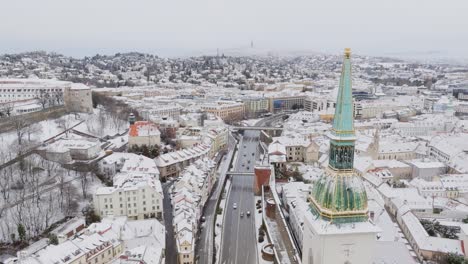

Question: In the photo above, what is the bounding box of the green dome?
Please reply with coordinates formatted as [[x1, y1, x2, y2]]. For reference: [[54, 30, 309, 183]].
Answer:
[[310, 170, 369, 224]]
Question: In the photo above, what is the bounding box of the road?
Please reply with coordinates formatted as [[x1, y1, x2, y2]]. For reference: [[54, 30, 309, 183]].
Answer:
[[162, 181, 177, 264], [219, 114, 287, 264], [219, 130, 259, 264], [196, 134, 236, 264]]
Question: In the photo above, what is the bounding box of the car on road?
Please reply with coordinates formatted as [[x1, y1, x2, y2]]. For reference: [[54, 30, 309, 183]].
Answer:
[[247, 211, 251, 217], [247, 160, 250, 164], [233, 203, 237, 209], [201, 216, 206, 222], [246, 166, 249, 170], [240, 212, 244, 217], [252, 153, 255, 156]]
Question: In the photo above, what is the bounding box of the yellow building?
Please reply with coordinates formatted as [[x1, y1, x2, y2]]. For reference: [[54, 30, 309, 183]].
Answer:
[[201, 101, 245, 122]]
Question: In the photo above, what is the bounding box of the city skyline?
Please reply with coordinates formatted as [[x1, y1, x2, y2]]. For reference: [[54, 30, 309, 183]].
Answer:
[[1, 0, 468, 61]]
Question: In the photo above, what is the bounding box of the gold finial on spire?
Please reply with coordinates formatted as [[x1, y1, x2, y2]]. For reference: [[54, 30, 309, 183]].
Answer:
[[344, 48, 351, 58]]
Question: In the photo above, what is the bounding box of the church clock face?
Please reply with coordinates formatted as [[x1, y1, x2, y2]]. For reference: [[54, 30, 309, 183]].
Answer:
[[341, 243, 355, 259]]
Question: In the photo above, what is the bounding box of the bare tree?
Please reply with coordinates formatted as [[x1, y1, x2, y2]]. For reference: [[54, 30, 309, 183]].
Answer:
[[12, 116, 28, 146], [79, 171, 89, 199], [53, 90, 64, 105], [0, 102, 14, 118], [25, 123, 42, 142], [37, 90, 50, 109], [58, 115, 73, 137]]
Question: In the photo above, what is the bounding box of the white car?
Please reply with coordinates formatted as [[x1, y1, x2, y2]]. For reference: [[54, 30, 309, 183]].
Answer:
[[233, 203, 237, 209]]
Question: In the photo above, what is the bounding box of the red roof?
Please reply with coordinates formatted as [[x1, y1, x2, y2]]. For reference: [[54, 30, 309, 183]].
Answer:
[[129, 121, 158, 137]]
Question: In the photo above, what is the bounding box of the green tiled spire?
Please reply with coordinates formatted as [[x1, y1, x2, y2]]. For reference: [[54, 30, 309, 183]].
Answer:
[[332, 48, 355, 139], [309, 49, 368, 224]]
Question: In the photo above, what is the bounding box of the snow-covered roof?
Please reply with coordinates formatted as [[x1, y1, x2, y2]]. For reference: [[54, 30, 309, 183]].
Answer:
[[155, 144, 210, 167]]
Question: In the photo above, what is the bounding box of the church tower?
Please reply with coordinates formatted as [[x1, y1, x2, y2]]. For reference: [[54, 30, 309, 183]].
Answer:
[[302, 49, 379, 264]]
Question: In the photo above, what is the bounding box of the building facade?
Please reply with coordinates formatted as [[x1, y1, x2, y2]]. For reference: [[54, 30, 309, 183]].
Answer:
[[94, 172, 164, 220], [128, 121, 161, 147], [201, 101, 245, 122]]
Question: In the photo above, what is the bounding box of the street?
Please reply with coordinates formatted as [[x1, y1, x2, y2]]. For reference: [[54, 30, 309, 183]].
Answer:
[[219, 130, 260, 264], [196, 135, 236, 264], [162, 181, 177, 264], [219, 114, 286, 264]]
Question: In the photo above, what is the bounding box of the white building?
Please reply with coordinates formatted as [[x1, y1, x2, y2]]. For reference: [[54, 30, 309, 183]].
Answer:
[[141, 104, 182, 121], [45, 138, 101, 163], [88, 217, 166, 264], [0, 78, 93, 113], [281, 182, 312, 249], [94, 172, 164, 220], [302, 212, 380, 264], [171, 158, 216, 264], [408, 160, 446, 181], [128, 121, 161, 148], [155, 144, 211, 179]]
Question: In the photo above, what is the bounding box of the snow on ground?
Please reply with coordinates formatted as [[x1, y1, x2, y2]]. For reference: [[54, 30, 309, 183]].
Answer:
[[0, 113, 85, 159], [0, 151, 104, 243], [74, 108, 127, 138], [215, 178, 231, 264]]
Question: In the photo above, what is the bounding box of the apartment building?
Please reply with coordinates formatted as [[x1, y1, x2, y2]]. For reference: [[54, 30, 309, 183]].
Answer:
[[128, 121, 161, 147], [242, 97, 269, 118], [155, 144, 210, 179], [94, 172, 164, 220], [201, 101, 245, 122], [267, 95, 306, 113]]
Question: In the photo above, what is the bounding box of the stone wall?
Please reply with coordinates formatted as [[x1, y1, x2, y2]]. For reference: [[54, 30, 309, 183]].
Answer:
[[0, 106, 67, 133]]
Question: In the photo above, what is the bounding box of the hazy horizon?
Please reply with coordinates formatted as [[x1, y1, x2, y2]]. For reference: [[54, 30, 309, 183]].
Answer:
[[1, 0, 467, 61]]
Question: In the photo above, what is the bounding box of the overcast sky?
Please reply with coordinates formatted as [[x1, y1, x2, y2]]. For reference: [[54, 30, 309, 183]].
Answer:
[[1, 0, 467, 59]]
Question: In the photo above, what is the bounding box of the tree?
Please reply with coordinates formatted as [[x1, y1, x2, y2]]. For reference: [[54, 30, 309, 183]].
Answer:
[[83, 206, 101, 225], [37, 90, 50, 109], [12, 116, 28, 146], [447, 253, 468, 264], [0, 102, 14, 118], [25, 123, 42, 142], [17, 223, 26, 241], [48, 233, 59, 245], [79, 171, 89, 199]]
